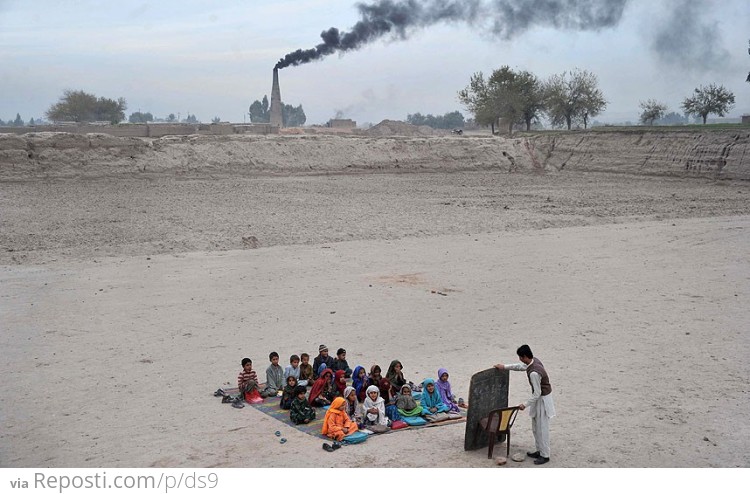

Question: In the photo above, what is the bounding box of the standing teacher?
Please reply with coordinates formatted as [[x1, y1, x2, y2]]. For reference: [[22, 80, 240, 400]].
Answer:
[[495, 344, 556, 465]]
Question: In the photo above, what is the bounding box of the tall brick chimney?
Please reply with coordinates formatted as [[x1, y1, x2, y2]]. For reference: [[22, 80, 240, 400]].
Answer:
[[270, 68, 282, 128]]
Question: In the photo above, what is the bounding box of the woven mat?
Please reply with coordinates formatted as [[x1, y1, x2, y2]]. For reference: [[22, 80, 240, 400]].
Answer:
[[217, 387, 465, 440]]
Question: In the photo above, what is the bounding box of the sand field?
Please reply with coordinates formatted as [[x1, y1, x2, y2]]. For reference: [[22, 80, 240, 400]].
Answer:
[[1, 133, 749, 468]]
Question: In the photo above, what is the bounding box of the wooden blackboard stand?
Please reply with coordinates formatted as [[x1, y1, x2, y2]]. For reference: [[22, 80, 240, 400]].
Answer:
[[463, 367, 509, 451]]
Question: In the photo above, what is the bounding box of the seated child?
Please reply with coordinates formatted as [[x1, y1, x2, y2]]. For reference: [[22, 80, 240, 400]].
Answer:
[[308, 368, 335, 407], [420, 378, 450, 416], [334, 370, 348, 397], [352, 365, 369, 402], [395, 384, 423, 417], [386, 360, 407, 392], [322, 397, 358, 442], [261, 351, 285, 398], [284, 354, 308, 387], [299, 353, 314, 386], [237, 357, 262, 403], [343, 386, 364, 427], [363, 385, 389, 428], [280, 375, 298, 410], [379, 378, 395, 406], [313, 344, 335, 378], [436, 368, 461, 414], [290, 386, 316, 424], [330, 348, 353, 378], [368, 365, 383, 388]]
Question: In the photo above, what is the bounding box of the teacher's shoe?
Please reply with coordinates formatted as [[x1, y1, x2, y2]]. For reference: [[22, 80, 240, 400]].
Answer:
[[534, 456, 550, 465]]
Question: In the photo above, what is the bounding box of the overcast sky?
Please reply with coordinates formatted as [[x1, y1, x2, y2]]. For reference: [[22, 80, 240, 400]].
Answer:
[[1, 0, 748, 125]]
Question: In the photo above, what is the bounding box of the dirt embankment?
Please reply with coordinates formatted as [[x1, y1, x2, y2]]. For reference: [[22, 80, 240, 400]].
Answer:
[[1, 129, 749, 180]]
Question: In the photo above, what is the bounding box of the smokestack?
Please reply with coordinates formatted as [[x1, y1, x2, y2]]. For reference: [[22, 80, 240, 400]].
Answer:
[[270, 68, 282, 127]]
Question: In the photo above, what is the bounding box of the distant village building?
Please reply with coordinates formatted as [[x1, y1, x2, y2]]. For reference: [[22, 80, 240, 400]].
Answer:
[[328, 119, 356, 129]]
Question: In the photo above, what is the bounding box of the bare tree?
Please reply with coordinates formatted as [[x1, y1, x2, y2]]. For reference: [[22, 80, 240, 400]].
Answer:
[[544, 68, 607, 130], [639, 100, 668, 126], [681, 84, 735, 124]]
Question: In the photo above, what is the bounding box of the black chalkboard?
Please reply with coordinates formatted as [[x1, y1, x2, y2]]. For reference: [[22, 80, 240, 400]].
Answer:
[[463, 367, 509, 451]]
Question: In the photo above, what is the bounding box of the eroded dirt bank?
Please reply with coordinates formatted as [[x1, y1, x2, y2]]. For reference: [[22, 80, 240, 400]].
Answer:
[[1, 129, 749, 180]]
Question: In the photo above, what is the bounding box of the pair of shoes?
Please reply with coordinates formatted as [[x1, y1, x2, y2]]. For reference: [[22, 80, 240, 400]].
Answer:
[[231, 401, 245, 409], [527, 451, 541, 458], [322, 443, 334, 452], [534, 456, 550, 465], [213, 388, 226, 397]]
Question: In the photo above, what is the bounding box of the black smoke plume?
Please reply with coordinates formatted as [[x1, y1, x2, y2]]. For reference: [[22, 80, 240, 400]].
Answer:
[[649, 0, 730, 73], [274, 0, 630, 69]]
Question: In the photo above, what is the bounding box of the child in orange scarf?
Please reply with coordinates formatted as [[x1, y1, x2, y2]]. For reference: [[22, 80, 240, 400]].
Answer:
[[321, 397, 358, 442]]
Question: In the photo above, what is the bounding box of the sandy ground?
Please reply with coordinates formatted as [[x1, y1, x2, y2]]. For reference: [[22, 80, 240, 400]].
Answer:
[[1, 168, 749, 468]]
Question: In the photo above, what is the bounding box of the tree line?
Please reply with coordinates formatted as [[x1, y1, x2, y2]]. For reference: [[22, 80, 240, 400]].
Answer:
[[248, 95, 306, 127], [458, 66, 739, 133], [458, 67, 606, 134]]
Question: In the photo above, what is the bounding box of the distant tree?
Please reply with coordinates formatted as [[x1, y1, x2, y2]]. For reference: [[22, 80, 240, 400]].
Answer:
[[681, 84, 735, 124], [639, 100, 668, 126], [183, 114, 199, 123], [248, 96, 270, 123], [544, 69, 607, 130], [29, 117, 36, 126], [657, 112, 689, 125], [167, 113, 176, 122], [282, 103, 306, 127], [458, 72, 499, 134], [13, 113, 24, 126], [514, 70, 545, 131], [128, 111, 153, 123], [46, 90, 126, 123], [211, 116, 221, 124], [406, 111, 465, 129], [0, 118, 4, 125]]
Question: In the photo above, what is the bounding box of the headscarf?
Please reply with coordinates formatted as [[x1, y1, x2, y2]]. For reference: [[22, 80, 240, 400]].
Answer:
[[334, 370, 347, 396], [369, 365, 382, 386], [435, 368, 453, 402], [321, 397, 347, 436], [386, 360, 406, 389], [395, 383, 418, 410], [283, 375, 298, 395], [308, 368, 333, 405], [352, 365, 367, 401], [378, 378, 392, 403], [364, 385, 388, 425], [343, 386, 357, 417], [420, 378, 445, 410]]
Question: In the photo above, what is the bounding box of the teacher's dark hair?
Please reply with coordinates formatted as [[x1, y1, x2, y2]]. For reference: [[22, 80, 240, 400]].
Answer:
[[516, 345, 533, 359]]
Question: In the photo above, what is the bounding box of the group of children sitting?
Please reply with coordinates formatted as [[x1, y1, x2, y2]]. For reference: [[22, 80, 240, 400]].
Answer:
[[235, 344, 464, 442]]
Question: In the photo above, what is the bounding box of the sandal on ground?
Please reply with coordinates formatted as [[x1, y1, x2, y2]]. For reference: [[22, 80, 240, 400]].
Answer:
[[221, 395, 232, 403], [322, 443, 334, 452], [332, 442, 342, 450], [214, 389, 227, 397], [231, 401, 245, 409]]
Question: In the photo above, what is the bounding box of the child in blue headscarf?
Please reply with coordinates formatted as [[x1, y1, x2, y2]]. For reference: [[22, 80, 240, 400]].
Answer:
[[420, 378, 450, 416], [352, 365, 368, 402]]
